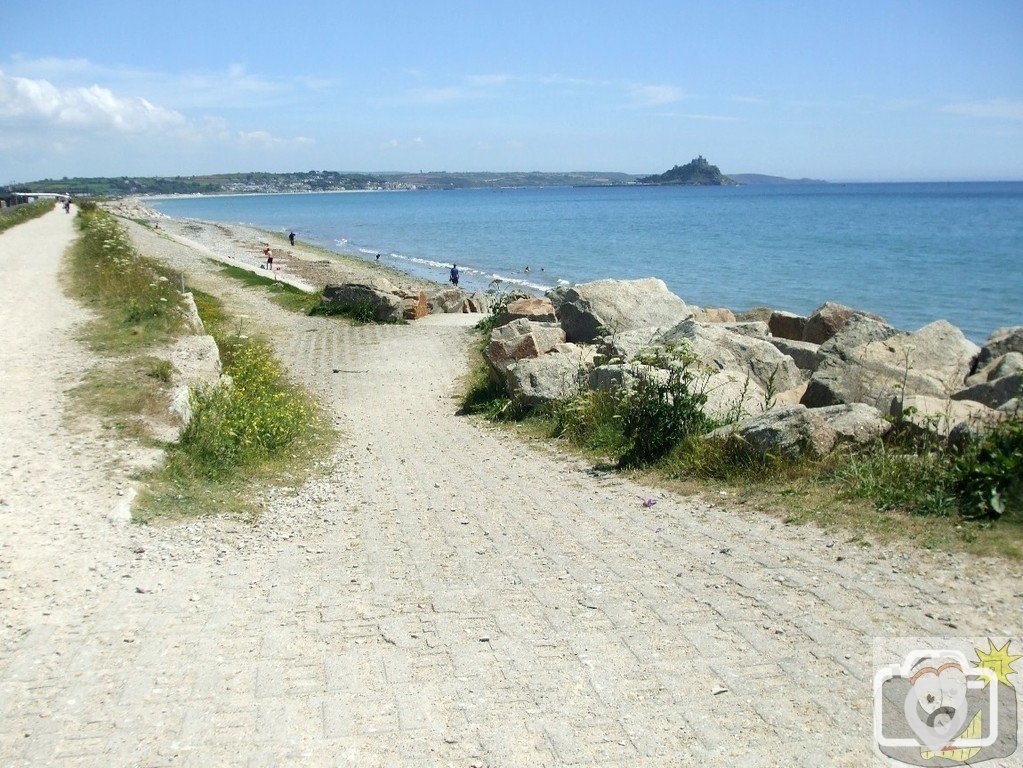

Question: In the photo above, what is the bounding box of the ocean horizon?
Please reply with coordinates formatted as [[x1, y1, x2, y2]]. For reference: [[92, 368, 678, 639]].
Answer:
[[149, 182, 1023, 343]]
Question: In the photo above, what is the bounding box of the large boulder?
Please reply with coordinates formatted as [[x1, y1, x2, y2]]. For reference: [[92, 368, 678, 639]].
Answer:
[[503, 350, 589, 407], [597, 327, 672, 363], [323, 281, 402, 321], [549, 278, 692, 343], [702, 370, 769, 421], [953, 373, 1023, 409], [802, 320, 980, 410], [713, 404, 838, 460], [484, 319, 565, 376], [813, 403, 892, 445], [766, 338, 821, 373], [966, 351, 1023, 386], [660, 319, 804, 395], [818, 314, 901, 357], [802, 301, 886, 344], [768, 311, 808, 341], [691, 306, 736, 323], [735, 307, 773, 323], [494, 297, 557, 328], [425, 288, 466, 314], [400, 291, 429, 320], [588, 363, 668, 393], [893, 395, 1003, 437], [976, 326, 1023, 369]]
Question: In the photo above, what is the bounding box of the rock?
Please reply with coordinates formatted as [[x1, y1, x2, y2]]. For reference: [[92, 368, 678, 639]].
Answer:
[[773, 381, 809, 406], [597, 327, 671, 363], [425, 288, 465, 314], [692, 306, 736, 323], [966, 352, 1023, 386], [549, 278, 692, 343], [818, 314, 900, 357], [702, 371, 768, 421], [719, 404, 838, 460], [767, 338, 821, 373], [976, 326, 1023, 369], [802, 320, 979, 410], [661, 319, 804, 395], [813, 403, 892, 445], [504, 352, 588, 407], [551, 342, 599, 373], [494, 297, 557, 328], [768, 311, 807, 341], [998, 398, 1019, 414], [717, 321, 770, 339], [735, 307, 773, 323], [892, 395, 1003, 437], [464, 292, 490, 314], [179, 292, 206, 334], [170, 334, 222, 386], [952, 373, 1023, 409], [323, 282, 402, 321], [484, 319, 565, 376], [400, 291, 429, 320], [802, 301, 886, 344]]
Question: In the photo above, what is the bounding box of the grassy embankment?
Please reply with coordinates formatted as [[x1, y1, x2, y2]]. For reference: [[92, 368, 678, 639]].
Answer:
[[66, 205, 331, 521], [0, 200, 56, 234], [463, 327, 1023, 559]]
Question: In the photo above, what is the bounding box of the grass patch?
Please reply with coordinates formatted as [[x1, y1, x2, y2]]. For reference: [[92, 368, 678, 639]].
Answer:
[[70, 356, 175, 440], [218, 264, 322, 314], [134, 288, 335, 522], [0, 200, 57, 234]]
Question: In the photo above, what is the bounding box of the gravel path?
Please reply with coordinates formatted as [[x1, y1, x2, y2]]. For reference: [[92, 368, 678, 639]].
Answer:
[[0, 212, 1019, 766]]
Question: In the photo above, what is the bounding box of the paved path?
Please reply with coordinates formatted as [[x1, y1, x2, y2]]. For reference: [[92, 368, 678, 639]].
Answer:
[[0, 213, 1019, 766]]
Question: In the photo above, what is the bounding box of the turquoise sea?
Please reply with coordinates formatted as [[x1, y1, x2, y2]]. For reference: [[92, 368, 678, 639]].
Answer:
[[149, 183, 1023, 343]]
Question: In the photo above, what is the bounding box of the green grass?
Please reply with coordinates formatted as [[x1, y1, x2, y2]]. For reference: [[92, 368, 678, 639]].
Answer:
[[218, 264, 322, 314], [133, 288, 335, 522], [0, 200, 57, 234]]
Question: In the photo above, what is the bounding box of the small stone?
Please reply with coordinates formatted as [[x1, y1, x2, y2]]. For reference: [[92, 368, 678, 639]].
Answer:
[[712, 686, 728, 695]]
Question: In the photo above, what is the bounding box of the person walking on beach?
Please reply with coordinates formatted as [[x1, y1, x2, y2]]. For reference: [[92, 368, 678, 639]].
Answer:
[[449, 264, 460, 287], [289, 231, 296, 246], [262, 246, 274, 269]]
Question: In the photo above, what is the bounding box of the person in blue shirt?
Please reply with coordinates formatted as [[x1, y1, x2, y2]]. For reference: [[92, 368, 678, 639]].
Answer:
[[449, 264, 460, 287]]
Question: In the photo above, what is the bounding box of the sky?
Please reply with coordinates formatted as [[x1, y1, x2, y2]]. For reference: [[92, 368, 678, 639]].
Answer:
[[1, 1, 1021, 183]]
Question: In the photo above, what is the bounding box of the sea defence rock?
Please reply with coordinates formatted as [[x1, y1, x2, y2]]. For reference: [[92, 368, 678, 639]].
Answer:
[[494, 297, 557, 328], [691, 306, 736, 323], [503, 350, 590, 407], [549, 278, 693, 343], [735, 307, 773, 323], [802, 320, 980, 410], [767, 338, 821, 373], [892, 395, 1003, 437], [484, 319, 565, 377], [768, 311, 807, 341], [323, 281, 403, 321], [813, 403, 892, 445], [660, 319, 804, 395], [399, 291, 429, 320], [953, 371, 1023, 409], [712, 404, 838, 460], [802, 301, 887, 344], [976, 326, 1023, 369], [425, 288, 465, 314]]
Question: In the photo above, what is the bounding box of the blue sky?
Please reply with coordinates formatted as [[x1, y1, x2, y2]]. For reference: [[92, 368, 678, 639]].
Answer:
[[1, 0, 1021, 182]]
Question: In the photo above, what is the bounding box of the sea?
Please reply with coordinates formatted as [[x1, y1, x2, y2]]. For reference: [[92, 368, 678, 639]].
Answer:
[[148, 182, 1023, 343]]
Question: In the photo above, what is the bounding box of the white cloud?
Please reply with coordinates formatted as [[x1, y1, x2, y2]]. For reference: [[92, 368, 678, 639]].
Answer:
[[629, 84, 684, 107], [0, 69, 186, 133], [941, 98, 1023, 121], [380, 137, 425, 151], [238, 130, 313, 148]]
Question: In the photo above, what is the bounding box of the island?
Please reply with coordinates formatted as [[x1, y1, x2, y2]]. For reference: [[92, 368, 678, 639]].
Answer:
[[637, 156, 738, 186]]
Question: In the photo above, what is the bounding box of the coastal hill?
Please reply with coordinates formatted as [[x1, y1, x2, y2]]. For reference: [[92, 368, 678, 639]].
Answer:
[[4, 167, 824, 196], [637, 156, 737, 186]]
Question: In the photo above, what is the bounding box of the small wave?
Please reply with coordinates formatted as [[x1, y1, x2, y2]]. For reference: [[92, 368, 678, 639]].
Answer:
[[557, 279, 571, 285]]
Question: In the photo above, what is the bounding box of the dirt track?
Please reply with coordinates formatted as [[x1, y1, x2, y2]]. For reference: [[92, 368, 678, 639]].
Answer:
[[0, 210, 1019, 766]]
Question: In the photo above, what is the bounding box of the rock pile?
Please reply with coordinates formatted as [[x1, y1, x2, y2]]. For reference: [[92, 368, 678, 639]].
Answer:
[[481, 278, 1021, 459], [322, 279, 489, 321]]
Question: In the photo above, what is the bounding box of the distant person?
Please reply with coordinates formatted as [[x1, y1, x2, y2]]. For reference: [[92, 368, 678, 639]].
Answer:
[[262, 246, 274, 269], [449, 264, 460, 287], [376, 253, 381, 261], [289, 231, 296, 246], [523, 266, 531, 273]]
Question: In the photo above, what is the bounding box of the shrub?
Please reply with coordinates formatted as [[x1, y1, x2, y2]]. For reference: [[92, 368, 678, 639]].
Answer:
[[954, 414, 1023, 518], [618, 347, 718, 467]]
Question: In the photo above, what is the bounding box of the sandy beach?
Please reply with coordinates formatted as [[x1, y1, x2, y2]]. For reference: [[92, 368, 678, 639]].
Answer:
[[0, 205, 1019, 765]]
